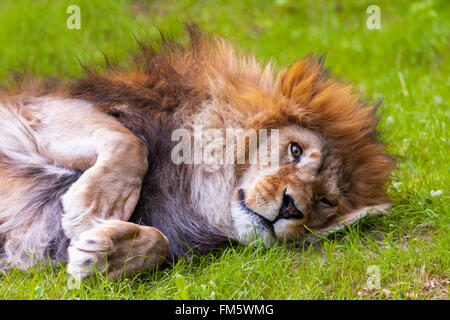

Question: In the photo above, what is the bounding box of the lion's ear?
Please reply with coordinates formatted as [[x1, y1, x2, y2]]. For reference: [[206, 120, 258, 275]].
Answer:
[[303, 203, 392, 243]]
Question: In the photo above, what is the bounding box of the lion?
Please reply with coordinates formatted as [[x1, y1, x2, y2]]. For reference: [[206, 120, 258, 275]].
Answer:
[[0, 26, 394, 280]]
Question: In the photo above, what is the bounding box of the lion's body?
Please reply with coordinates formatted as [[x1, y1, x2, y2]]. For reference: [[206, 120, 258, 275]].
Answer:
[[0, 96, 229, 267], [0, 26, 393, 278]]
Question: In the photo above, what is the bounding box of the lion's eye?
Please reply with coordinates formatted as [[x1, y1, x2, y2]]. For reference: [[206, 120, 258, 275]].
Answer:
[[290, 142, 303, 161], [320, 198, 333, 207]]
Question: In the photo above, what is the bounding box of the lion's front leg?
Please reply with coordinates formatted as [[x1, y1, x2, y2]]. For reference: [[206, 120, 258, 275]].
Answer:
[[60, 132, 164, 279], [67, 220, 169, 280], [60, 132, 149, 240]]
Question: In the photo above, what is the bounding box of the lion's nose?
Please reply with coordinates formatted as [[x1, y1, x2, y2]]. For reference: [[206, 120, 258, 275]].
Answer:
[[275, 192, 304, 221]]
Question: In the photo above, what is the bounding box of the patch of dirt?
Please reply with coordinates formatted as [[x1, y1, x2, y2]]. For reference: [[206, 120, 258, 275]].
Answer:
[[129, 0, 166, 17], [355, 276, 449, 300], [421, 277, 449, 300], [357, 288, 392, 298]]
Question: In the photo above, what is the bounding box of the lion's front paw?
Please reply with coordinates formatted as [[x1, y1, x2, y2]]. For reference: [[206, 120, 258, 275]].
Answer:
[[61, 168, 145, 240], [66, 220, 169, 280]]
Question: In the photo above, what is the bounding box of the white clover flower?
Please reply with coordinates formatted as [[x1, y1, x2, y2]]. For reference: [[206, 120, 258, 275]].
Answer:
[[430, 190, 443, 197]]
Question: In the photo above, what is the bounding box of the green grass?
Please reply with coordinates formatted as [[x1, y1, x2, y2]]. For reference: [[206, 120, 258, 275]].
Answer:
[[0, 0, 448, 299]]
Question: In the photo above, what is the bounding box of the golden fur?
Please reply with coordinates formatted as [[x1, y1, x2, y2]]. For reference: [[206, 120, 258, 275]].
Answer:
[[0, 26, 393, 279]]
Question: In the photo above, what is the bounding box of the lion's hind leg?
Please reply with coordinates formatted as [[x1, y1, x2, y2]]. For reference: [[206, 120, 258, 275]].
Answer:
[[0, 100, 80, 270]]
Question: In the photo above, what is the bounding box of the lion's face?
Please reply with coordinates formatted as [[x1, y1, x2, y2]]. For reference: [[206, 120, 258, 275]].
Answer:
[[230, 125, 342, 245]]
